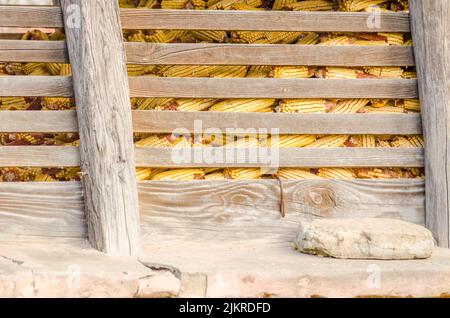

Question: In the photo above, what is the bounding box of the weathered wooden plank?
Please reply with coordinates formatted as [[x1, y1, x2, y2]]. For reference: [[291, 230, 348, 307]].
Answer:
[[0, 182, 86, 240], [0, 5, 64, 28], [133, 111, 423, 135], [1, 111, 422, 135], [126, 43, 415, 66], [0, 76, 73, 97], [139, 179, 425, 247], [0, 40, 67, 63], [0, 111, 78, 133], [62, 0, 140, 256], [129, 78, 418, 99], [134, 147, 424, 168], [0, 146, 80, 167], [120, 9, 411, 32], [410, 0, 450, 248]]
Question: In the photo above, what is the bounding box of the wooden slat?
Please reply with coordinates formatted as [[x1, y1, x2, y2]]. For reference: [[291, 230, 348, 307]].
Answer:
[[0, 182, 86, 240], [0, 6, 63, 28], [120, 9, 411, 32], [0, 40, 67, 63], [129, 78, 418, 99], [139, 179, 425, 248], [126, 43, 415, 66], [0, 146, 80, 167], [134, 147, 424, 168], [133, 111, 423, 135], [0, 111, 78, 133], [0, 76, 73, 97], [1, 111, 422, 135]]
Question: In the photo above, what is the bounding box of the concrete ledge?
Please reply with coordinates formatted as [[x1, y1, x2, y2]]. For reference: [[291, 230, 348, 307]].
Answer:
[[1, 241, 450, 297]]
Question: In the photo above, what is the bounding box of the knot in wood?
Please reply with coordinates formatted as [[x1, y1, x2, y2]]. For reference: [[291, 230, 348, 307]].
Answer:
[[307, 187, 336, 209]]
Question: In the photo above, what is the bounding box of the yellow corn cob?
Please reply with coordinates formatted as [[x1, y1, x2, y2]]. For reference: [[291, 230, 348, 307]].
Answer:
[[151, 168, 205, 181], [175, 99, 218, 111], [370, 99, 390, 108], [402, 71, 417, 79], [128, 31, 147, 42], [224, 168, 263, 180], [360, 106, 405, 113], [48, 29, 65, 41], [340, 0, 389, 12], [136, 168, 155, 181], [231, 3, 264, 9], [288, 0, 336, 11], [276, 168, 321, 180], [59, 64, 72, 76], [21, 29, 49, 41], [265, 31, 302, 44], [209, 66, 248, 78], [22, 63, 44, 75], [407, 136, 424, 148], [204, 171, 226, 180], [161, 0, 190, 9], [319, 35, 354, 45], [135, 135, 172, 147], [316, 67, 359, 79], [34, 174, 55, 182], [305, 135, 349, 148], [378, 33, 404, 45], [357, 135, 376, 147], [263, 135, 317, 148], [331, 99, 370, 113], [209, 99, 276, 112], [271, 66, 310, 78], [296, 32, 321, 45], [403, 99, 421, 112], [127, 64, 146, 76], [147, 30, 188, 43], [364, 67, 403, 78], [136, 98, 176, 110], [403, 38, 413, 46], [318, 168, 357, 179], [231, 31, 266, 43], [246, 66, 271, 78], [191, 30, 228, 42], [41, 97, 74, 110], [209, 0, 263, 9], [55, 167, 80, 180], [223, 135, 259, 148], [272, 0, 296, 9], [278, 99, 331, 113], [356, 168, 401, 179], [46, 63, 62, 75], [3, 63, 24, 75], [1, 97, 27, 107], [390, 136, 415, 148], [354, 39, 388, 46], [161, 65, 218, 77]]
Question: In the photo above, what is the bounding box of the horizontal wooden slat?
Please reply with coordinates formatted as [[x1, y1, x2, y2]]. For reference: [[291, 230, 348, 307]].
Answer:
[[120, 9, 411, 32], [1, 111, 422, 135], [129, 78, 418, 99], [0, 6, 63, 28], [1, 7, 410, 32], [0, 76, 73, 97], [0, 182, 86, 240], [133, 111, 423, 135], [0, 111, 78, 133], [134, 147, 424, 168], [0, 40, 67, 62], [125, 43, 415, 66], [140, 179, 425, 248], [0, 146, 80, 167]]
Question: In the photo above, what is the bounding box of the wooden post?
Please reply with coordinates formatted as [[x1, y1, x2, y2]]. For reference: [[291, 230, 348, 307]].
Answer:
[[61, 0, 140, 256], [410, 0, 450, 247]]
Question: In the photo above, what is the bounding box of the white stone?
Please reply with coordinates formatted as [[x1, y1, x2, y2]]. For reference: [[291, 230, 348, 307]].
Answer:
[[295, 218, 435, 260]]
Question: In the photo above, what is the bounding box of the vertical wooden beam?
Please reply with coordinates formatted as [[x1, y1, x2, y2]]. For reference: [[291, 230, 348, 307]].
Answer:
[[410, 0, 450, 247], [61, 0, 140, 256]]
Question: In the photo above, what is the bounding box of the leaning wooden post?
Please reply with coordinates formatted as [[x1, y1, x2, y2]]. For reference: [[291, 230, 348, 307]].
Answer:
[[61, 0, 140, 256], [410, 0, 450, 247]]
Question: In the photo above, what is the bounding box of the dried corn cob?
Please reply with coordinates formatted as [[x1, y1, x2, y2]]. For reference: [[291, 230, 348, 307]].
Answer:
[[161, 0, 190, 9], [276, 168, 321, 180], [271, 66, 311, 78], [296, 32, 321, 45], [278, 99, 332, 113], [135, 135, 173, 147], [364, 67, 403, 78], [59, 64, 72, 76], [316, 67, 359, 79], [340, 0, 389, 12], [209, 99, 276, 112], [136, 168, 155, 181], [331, 99, 370, 113], [265, 32, 302, 44], [319, 35, 354, 45], [272, 0, 296, 9], [209, 66, 248, 78], [160, 65, 218, 77], [305, 135, 350, 148], [318, 168, 357, 179], [262, 135, 317, 148], [377, 33, 404, 45], [151, 168, 205, 181], [204, 171, 226, 180], [403, 99, 421, 112], [190, 30, 228, 42], [287, 0, 336, 11], [224, 168, 263, 180]]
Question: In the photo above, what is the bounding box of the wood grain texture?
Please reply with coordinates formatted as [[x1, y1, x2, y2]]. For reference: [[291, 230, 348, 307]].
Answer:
[[125, 43, 415, 66], [0, 5, 63, 28], [0, 182, 86, 240], [0, 40, 67, 63], [0, 146, 80, 167], [0, 76, 73, 97], [410, 0, 450, 247], [133, 111, 423, 135], [120, 9, 411, 32], [0, 111, 78, 133], [139, 179, 424, 247], [134, 147, 424, 168], [62, 0, 140, 256], [129, 78, 418, 99], [1, 111, 422, 135]]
